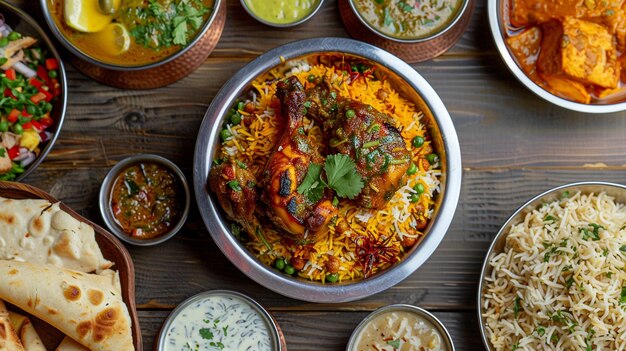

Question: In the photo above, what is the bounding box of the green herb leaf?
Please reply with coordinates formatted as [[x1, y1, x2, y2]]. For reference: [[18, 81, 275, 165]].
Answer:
[[386, 339, 401, 348], [0, 148, 5, 158], [227, 180, 241, 192], [297, 163, 325, 203], [536, 326, 546, 336], [544, 215, 557, 223], [560, 190, 570, 199], [513, 296, 522, 319], [172, 18, 188, 45], [621, 286, 626, 304], [199, 328, 214, 340], [324, 154, 364, 199], [620, 245, 626, 252]]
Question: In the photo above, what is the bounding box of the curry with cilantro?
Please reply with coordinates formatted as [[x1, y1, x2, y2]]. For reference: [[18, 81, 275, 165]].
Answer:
[[47, 0, 214, 66], [110, 162, 183, 239]]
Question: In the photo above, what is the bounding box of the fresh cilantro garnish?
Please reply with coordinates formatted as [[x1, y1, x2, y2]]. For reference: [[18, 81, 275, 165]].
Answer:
[[199, 328, 214, 340], [0, 148, 5, 157], [324, 154, 364, 199], [128, 0, 209, 49], [620, 245, 626, 252], [386, 339, 401, 348], [580, 223, 604, 241], [172, 0, 209, 45], [544, 215, 557, 223], [297, 163, 324, 203], [227, 180, 241, 192], [513, 296, 521, 318], [536, 326, 545, 336], [621, 286, 626, 304], [297, 154, 364, 202]]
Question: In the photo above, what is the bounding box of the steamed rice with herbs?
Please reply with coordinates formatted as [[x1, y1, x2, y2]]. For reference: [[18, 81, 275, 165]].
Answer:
[[482, 191, 626, 351], [214, 56, 441, 283]]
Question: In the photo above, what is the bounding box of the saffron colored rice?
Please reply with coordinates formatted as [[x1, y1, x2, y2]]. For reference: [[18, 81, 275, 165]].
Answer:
[[217, 58, 442, 282]]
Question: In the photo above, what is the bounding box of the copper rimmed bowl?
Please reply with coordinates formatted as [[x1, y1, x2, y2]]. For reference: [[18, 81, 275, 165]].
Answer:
[[0, 1, 67, 182], [193, 38, 462, 303], [39, 0, 225, 89], [339, 0, 474, 63]]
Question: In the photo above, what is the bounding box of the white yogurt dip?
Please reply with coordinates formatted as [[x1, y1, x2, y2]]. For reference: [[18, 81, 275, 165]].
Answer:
[[162, 291, 274, 351]]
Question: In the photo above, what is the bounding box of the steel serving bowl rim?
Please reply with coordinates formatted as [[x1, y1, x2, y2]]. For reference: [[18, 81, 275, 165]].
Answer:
[[345, 304, 455, 351], [476, 181, 626, 350], [240, 0, 325, 28], [156, 289, 283, 351], [193, 37, 462, 303], [1, 1, 68, 182], [348, 0, 470, 44], [39, 0, 222, 71], [99, 154, 191, 246], [487, 0, 626, 113]]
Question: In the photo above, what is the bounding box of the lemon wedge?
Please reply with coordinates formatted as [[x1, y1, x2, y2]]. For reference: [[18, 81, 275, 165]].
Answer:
[[94, 23, 131, 56], [64, 0, 116, 33]]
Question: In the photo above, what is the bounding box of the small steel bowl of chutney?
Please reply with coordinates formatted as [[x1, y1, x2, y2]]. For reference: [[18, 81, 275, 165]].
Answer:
[[99, 154, 191, 246]]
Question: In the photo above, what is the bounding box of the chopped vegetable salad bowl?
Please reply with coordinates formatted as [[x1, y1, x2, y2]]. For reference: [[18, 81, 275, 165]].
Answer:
[[0, 1, 67, 182], [193, 38, 462, 303]]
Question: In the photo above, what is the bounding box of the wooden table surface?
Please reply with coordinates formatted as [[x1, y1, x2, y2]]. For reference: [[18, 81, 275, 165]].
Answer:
[[13, 0, 626, 350]]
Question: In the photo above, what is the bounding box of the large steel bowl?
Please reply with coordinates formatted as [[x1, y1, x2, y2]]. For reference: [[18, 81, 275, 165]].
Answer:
[[193, 38, 462, 303], [0, 1, 67, 182], [477, 181, 626, 350], [488, 0, 626, 113]]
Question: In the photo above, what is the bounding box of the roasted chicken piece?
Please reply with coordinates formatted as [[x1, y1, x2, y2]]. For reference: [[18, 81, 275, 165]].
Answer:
[[307, 83, 411, 210], [260, 77, 337, 243], [209, 160, 260, 239]]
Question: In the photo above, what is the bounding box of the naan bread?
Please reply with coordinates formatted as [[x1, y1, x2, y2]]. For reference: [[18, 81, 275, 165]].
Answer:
[[0, 300, 24, 351], [56, 337, 89, 351], [0, 260, 134, 351], [0, 197, 112, 273], [17, 318, 45, 351]]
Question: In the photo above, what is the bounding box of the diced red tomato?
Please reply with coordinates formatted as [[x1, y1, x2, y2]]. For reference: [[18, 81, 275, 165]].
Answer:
[[37, 66, 50, 83], [30, 92, 47, 104], [22, 122, 32, 130], [5, 69, 16, 80], [7, 146, 19, 160], [29, 77, 43, 89], [29, 120, 43, 131], [7, 109, 19, 123], [45, 58, 58, 71], [21, 109, 31, 118], [4, 88, 14, 98], [39, 116, 54, 127]]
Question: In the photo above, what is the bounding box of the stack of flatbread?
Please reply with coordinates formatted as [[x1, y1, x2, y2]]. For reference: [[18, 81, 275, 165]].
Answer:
[[0, 197, 135, 351]]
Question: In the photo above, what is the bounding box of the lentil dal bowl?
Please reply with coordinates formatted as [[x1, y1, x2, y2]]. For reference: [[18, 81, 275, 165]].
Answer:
[[193, 38, 461, 302]]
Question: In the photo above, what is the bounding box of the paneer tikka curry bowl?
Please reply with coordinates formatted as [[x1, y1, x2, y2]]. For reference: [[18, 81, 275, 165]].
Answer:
[[193, 38, 462, 303], [489, 0, 626, 112]]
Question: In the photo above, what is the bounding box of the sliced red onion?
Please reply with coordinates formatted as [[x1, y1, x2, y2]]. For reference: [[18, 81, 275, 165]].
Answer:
[[19, 151, 36, 167], [40, 131, 52, 142], [12, 147, 30, 161], [13, 62, 36, 78]]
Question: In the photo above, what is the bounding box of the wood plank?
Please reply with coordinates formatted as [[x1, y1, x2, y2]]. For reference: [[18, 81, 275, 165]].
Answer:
[[21, 168, 625, 312], [138, 310, 483, 351], [12, 1, 626, 174]]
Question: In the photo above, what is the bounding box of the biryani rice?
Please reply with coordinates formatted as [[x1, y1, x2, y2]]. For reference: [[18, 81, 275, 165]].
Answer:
[[482, 191, 626, 351], [217, 59, 441, 282]]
